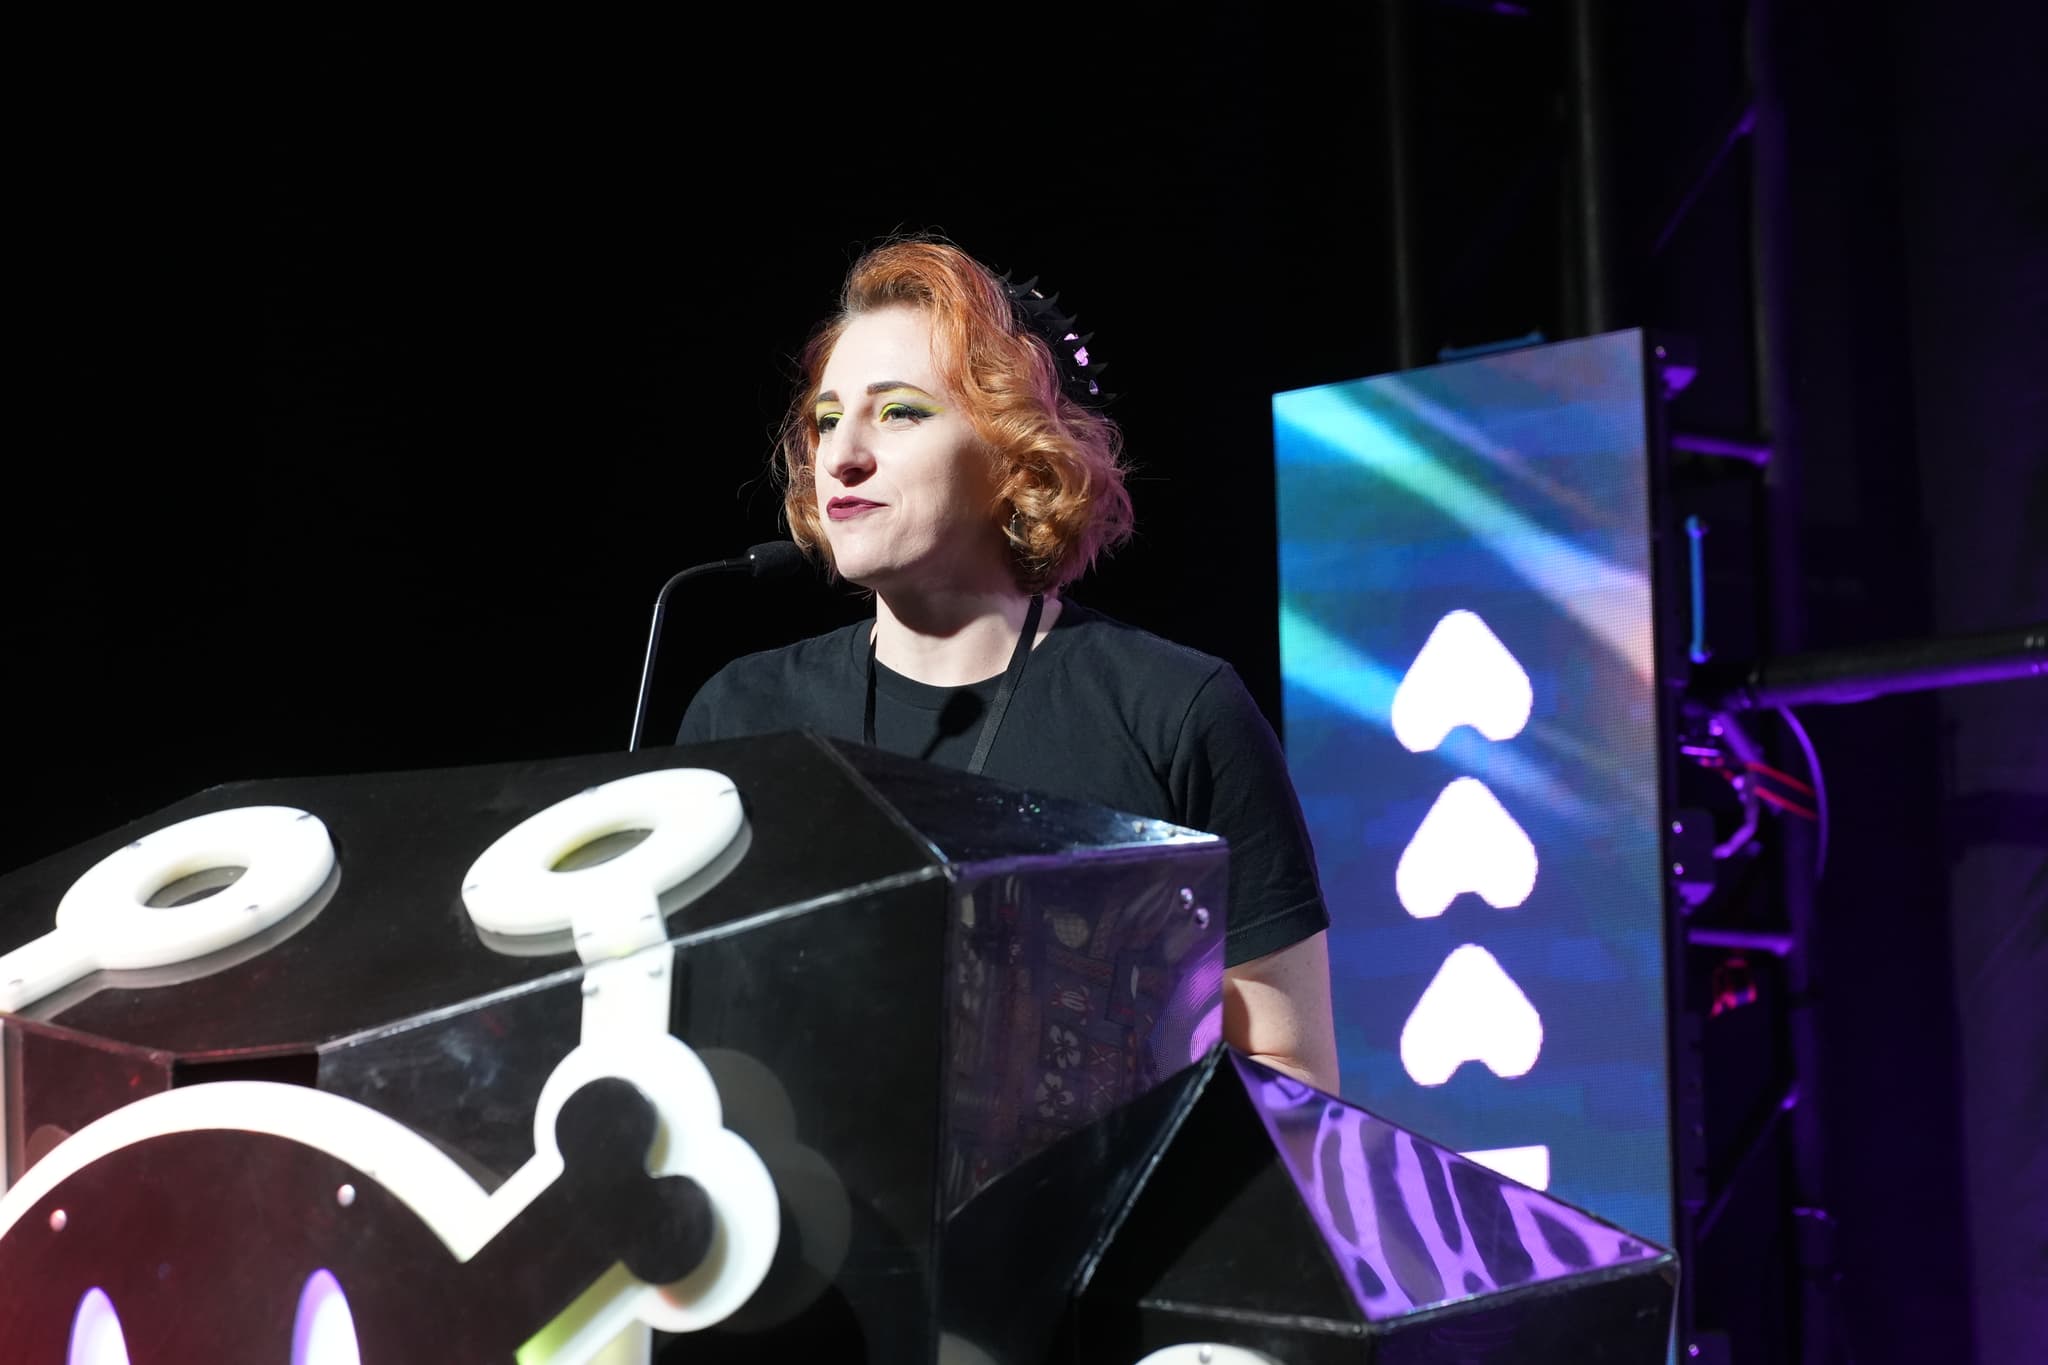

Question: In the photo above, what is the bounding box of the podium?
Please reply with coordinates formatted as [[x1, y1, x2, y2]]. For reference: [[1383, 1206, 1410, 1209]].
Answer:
[[0, 731, 1675, 1361]]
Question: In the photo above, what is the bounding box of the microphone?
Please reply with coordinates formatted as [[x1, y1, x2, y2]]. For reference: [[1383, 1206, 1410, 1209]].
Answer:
[[628, 542, 807, 751]]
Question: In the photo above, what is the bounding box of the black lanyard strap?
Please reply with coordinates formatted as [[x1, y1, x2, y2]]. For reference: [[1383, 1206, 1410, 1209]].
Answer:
[[865, 594, 1044, 777]]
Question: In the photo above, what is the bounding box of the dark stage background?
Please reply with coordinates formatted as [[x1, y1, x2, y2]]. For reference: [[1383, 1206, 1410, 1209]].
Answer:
[[10, 4, 2044, 1361]]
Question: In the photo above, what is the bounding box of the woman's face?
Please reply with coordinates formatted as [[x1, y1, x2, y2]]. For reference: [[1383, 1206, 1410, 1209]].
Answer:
[[812, 306, 1007, 594]]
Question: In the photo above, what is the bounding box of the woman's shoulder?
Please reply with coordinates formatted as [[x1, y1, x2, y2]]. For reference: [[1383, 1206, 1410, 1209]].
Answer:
[[1041, 600, 1279, 772], [1052, 600, 1234, 687], [679, 618, 868, 744], [697, 619, 869, 705]]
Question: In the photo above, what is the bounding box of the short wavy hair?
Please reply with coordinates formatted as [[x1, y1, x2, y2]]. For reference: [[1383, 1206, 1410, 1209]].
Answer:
[[778, 237, 1134, 594]]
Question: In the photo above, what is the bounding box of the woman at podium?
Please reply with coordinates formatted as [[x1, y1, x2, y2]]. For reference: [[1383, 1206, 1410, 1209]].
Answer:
[[678, 236, 1339, 1094]]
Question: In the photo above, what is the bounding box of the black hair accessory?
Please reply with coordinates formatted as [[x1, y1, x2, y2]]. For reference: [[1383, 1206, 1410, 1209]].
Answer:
[[1000, 272, 1114, 410]]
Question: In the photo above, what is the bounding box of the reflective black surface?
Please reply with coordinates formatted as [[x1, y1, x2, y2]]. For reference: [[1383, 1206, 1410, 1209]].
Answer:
[[0, 1082, 700, 1363], [941, 1045, 1677, 1364], [0, 732, 934, 1054], [941, 849, 1226, 1213], [2, 1018, 175, 1191], [1230, 1050, 1669, 1323], [940, 1059, 1217, 1365], [831, 739, 1217, 865], [316, 972, 586, 1188], [2, 730, 1239, 1359]]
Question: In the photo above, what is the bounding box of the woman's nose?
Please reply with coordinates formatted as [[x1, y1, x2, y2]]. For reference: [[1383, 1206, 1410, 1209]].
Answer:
[[820, 424, 875, 487]]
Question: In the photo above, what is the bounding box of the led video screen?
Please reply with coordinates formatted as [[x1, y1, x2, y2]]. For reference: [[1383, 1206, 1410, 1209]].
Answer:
[[1274, 329, 1671, 1250]]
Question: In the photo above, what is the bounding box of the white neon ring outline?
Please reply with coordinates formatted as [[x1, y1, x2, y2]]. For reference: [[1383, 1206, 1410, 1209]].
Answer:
[[461, 769, 744, 938], [0, 1081, 488, 1250], [55, 805, 335, 970], [0, 1060, 780, 1336]]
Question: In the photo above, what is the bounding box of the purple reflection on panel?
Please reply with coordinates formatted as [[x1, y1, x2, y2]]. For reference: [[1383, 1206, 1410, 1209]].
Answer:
[[1188, 1003, 1223, 1063], [1155, 923, 1225, 1060], [940, 851, 1227, 1212], [292, 1269, 362, 1365], [1172, 949, 1227, 1064], [68, 1288, 132, 1365], [1230, 1051, 1660, 1322]]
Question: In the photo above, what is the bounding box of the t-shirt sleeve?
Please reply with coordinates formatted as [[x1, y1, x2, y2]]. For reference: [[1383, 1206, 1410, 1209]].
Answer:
[[674, 665, 737, 746], [1170, 663, 1331, 966]]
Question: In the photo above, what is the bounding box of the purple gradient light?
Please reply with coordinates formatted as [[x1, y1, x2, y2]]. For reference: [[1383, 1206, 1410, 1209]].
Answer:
[[1165, 943, 1227, 1064], [292, 1269, 362, 1365], [1230, 1051, 1660, 1321], [68, 1289, 131, 1365], [1189, 1001, 1223, 1062]]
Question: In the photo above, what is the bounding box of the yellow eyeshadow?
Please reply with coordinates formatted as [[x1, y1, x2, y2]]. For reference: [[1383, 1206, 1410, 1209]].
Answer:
[[874, 387, 941, 408]]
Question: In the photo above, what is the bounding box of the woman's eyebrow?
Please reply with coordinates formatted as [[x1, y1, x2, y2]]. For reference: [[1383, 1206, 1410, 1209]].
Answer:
[[815, 382, 936, 405]]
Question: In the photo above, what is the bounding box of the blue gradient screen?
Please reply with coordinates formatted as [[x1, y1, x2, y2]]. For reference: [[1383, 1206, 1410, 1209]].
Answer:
[[1274, 329, 1671, 1250]]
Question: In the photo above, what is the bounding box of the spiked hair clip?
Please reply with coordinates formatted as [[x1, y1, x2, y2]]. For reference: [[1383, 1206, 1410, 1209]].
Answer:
[[1000, 272, 1114, 411]]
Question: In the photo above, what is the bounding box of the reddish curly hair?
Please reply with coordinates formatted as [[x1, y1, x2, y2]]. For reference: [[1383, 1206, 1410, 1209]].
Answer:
[[777, 237, 1134, 594]]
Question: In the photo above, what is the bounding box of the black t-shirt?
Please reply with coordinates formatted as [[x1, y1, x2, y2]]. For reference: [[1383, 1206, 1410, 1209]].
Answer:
[[675, 601, 1329, 966]]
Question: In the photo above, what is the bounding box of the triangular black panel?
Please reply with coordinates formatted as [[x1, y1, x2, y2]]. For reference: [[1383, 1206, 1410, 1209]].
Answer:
[[1067, 1050, 1677, 1364], [938, 1056, 1215, 1364], [1075, 1049, 1364, 1361]]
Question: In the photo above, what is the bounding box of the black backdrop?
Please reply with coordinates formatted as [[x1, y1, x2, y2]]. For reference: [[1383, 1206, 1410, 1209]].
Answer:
[[12, 12, 1445, 867], [16, 7, 1619, 872]]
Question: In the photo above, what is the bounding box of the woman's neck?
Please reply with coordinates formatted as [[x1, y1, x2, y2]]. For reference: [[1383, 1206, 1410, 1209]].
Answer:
[[872, 586, 1062, 687]]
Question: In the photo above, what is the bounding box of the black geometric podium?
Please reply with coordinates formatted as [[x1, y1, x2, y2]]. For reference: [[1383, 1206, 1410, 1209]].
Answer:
[[0, 731, 1674, 1362]]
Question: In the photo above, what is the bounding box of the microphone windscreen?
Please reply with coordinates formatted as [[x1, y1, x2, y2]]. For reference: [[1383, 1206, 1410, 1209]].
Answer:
[[745, 541, 808, 580]]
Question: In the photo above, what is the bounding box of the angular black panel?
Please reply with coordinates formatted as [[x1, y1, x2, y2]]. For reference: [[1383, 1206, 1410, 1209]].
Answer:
[[1233, 1050, 1671, 1330], [830, 738, 1218, 865], [1116, 1052, 1674, 1363], [941, 846, 1227, 1214], [0, 734, 936, 1054], [2, 1019, 175, 1189], [939, 1058, 1216, 1365], [1076, 1051, 1365, 1363]]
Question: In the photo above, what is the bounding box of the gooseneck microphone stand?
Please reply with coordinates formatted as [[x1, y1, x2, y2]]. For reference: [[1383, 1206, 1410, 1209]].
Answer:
[[628, 542, 806, 751]]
